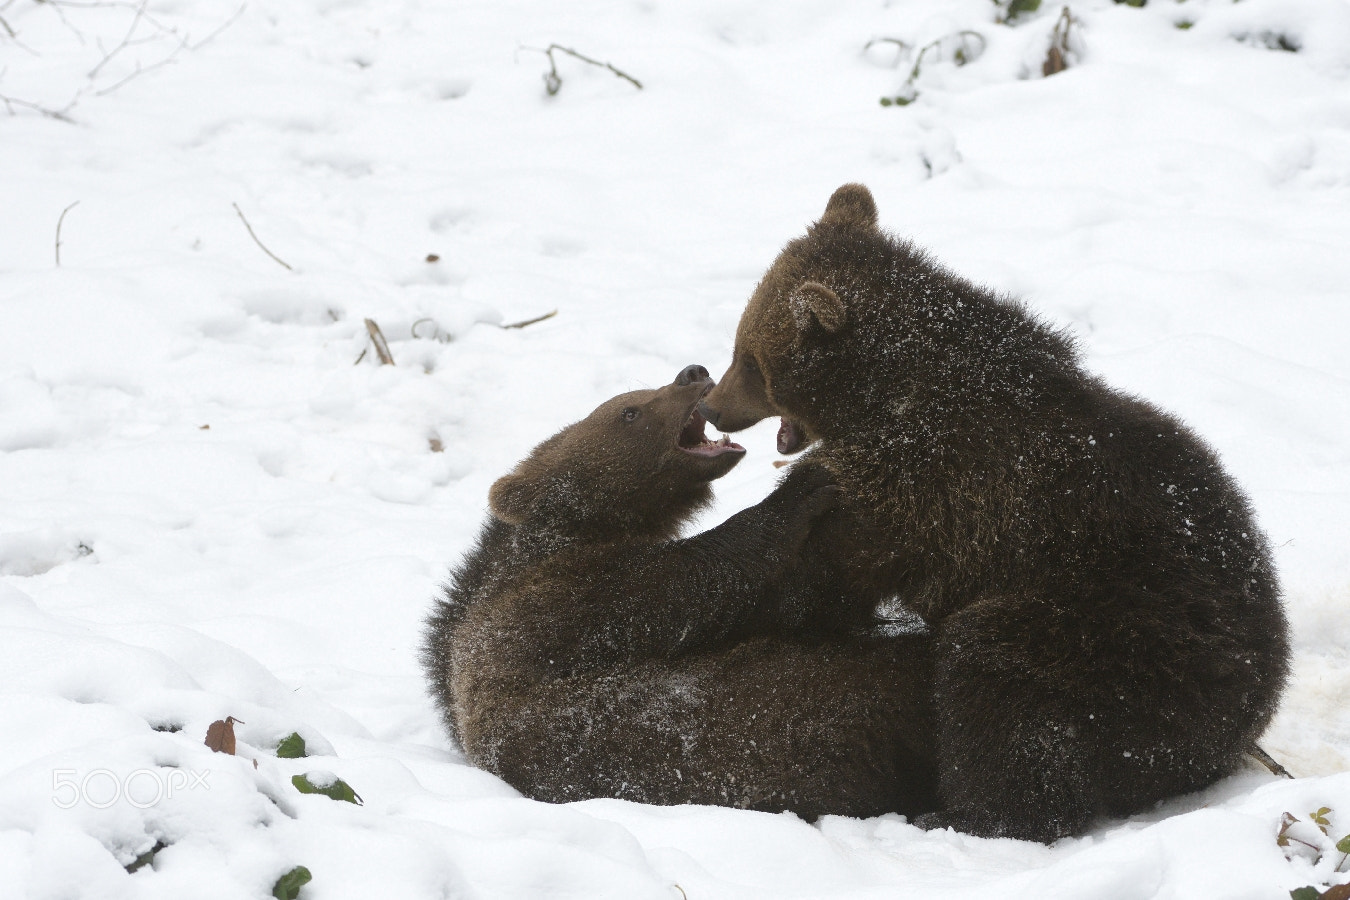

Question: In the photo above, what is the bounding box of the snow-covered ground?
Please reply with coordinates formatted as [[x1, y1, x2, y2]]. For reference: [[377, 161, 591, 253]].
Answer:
[[2, 0, 1350, 896]]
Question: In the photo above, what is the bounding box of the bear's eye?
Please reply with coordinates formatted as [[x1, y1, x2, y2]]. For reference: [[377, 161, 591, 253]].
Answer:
[[621, 407, 640, 422]]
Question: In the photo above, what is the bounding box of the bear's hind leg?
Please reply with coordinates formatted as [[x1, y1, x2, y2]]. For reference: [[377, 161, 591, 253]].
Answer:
[[916, 589, 1253, 843]]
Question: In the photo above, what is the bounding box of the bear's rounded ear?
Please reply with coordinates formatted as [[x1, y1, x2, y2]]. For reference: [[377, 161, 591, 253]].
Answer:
[[819, 183, 878, 231], [488, 466, 546, 525], [789, 281, 847, 334]]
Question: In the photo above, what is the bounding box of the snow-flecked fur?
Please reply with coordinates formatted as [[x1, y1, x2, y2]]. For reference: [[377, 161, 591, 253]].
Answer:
[[701, 184, 1292, 842], [422, 369, 938, 819]]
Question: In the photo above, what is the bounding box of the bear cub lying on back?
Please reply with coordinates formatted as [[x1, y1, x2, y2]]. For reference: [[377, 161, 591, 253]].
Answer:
[[421, 365, 937, 819]]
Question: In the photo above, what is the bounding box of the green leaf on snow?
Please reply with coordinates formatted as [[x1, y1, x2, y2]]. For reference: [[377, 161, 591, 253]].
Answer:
[[292, 772, 362, 805], [272, 866, 312, 900], [276, 732, 307, 759]]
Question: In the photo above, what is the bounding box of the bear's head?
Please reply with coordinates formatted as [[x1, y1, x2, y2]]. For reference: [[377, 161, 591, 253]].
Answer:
[[489, 365, 746, 541], [700, 183, 884, 455]]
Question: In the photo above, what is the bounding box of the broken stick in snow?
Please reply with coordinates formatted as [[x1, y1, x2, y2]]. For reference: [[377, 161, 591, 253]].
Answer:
[[524, 44, 642, 96], [232, 202, 294, 271], [1250, 744, 1294, 779], [501, 309, 558, 330], [363, 318, 395, 365]]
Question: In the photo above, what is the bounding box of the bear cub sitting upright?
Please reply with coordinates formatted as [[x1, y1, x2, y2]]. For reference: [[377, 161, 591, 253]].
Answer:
[[700, 185, 1291, 842], [422, 365, 937, 819]]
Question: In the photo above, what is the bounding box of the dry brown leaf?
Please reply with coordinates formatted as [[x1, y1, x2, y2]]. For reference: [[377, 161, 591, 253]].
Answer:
[[204, 716, 242, 755]]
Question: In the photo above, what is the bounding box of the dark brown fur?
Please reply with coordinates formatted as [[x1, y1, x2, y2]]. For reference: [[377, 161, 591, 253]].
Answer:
[[700, 184, 1290, 842], [421, 367, 937, 819]]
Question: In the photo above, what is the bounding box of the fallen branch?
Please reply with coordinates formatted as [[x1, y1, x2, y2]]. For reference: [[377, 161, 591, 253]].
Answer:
[[363, 318, 395, 365], [1251, 744, 1294, 779], [523, 43, 642, 96], [232, 202, 294, 271], [55, 201, 80, 266], [500, 309, 557, 330]]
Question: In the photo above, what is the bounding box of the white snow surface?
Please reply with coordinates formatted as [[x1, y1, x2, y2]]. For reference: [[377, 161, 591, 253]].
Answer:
[[2, 0, 1350, 896]]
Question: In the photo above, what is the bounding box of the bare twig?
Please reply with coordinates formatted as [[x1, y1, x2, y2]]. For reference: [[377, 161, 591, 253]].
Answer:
[[1, 12, 39, 54], [908, 30, 984, 81], [881, 30, 985, 107], [1277, 811, 1322, 854], [38, 0, 138, 8], [87, 0, 148, 80], [864, 37, 910, 52], [38, 0, 88, 44], [55, 201, 80, 266], [1, 92, 77, 120], [3, 1, 243, 119], [188, 2, 245, 51], [85, 0, 193, 97], [1251, 744, 1294, 779], [93, 45, 182, 96], [523, 43, 642, 96], [363, 318, 395, 365], [232, 202, 294, 271], [863, 36, 910, 66], [46, 0, 170, 22], [501, 309, 557, 330], [411, 317, 455, 342], [93, 4, 244, 97]]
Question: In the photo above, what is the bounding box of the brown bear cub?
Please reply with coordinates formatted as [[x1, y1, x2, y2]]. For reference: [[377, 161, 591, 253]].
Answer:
[[700, 185, 1291, 842], [421, 365, 937, 820]]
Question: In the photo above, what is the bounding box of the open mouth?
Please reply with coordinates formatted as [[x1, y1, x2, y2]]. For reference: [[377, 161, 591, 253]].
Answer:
[[679, 398, 745, 458], [777, 418, 806, 455]]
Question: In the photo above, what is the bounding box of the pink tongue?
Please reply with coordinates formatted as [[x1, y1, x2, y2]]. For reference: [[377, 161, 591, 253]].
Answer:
[[777, 418, 803, 455]]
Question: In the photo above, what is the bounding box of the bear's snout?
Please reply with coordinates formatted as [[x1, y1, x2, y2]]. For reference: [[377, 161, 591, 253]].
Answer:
[[676, 364, 711, 386], [698, 398, 721, 429]]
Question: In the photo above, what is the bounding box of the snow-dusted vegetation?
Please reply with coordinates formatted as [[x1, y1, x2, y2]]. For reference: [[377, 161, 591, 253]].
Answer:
[[2, 0, 1349, 896]]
